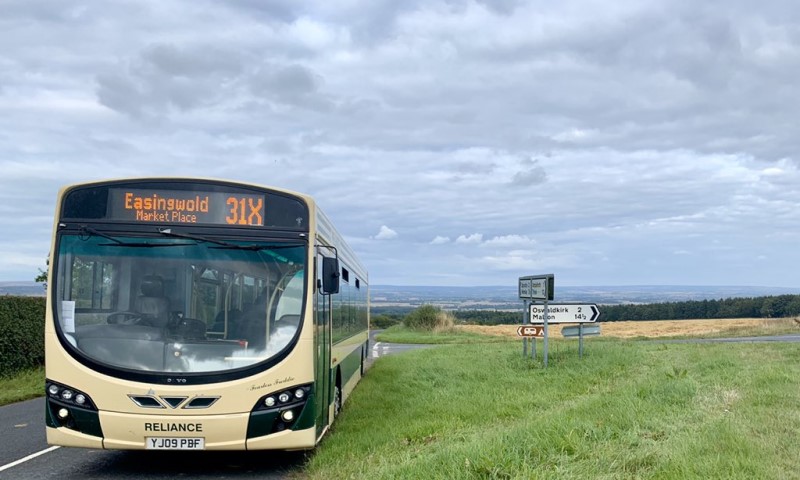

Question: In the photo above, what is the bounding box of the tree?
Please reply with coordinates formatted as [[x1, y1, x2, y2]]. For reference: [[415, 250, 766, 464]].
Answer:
[[35, 256, 49, 286]]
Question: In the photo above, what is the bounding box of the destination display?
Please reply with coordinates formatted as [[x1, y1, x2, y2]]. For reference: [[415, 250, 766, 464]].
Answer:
[[108, 188, 265, 226]]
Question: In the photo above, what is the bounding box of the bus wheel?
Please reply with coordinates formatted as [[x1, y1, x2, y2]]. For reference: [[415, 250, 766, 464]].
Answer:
[[333, 381, 342, 418]]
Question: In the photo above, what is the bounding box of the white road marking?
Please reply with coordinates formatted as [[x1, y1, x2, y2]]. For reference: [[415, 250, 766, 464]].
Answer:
[[371, 342, 382, 358], [0, 446, 60, 473]]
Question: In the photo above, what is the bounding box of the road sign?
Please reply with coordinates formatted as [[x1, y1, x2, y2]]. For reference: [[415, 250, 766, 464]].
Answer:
[[518, 274, 554, 300], [529, 303, 600, 324], [562, 324, 601, 337], [516, 325, 545, 337]]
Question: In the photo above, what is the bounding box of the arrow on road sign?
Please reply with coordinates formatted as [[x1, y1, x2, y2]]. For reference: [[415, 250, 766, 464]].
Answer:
[[529, 304, 601, 324]]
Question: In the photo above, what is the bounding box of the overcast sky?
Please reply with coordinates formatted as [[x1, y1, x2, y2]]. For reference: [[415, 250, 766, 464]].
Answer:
[[2, 0, 800, 287]]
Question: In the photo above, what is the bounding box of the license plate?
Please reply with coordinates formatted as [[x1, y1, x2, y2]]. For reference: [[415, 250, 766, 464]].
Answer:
[[146, 437, 205, 450]]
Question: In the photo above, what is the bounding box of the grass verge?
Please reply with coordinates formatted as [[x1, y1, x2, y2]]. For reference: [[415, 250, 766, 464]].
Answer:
[[376, 325, 514, 344], [0, 367, 44, 406], [304, 339, 800, 479]]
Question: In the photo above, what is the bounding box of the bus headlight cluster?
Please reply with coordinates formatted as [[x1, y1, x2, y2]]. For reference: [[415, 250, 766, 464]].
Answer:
[[256, 384, 312, 412], [45, 380, 96, 411]]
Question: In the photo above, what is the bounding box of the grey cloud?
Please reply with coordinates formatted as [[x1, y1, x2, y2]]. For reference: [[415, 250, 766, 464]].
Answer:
[[351, 1, 800, 161], [142, 44, 244, 78], [249, 64, 335, 111], [96, 71, 212, 116], [251, 64, 321, 98], [225, 0, 302, 23], [511, 158, 547, 186], [475, 0, 522, 15], [227, 0, 429, 45], [95, 73, 144, 116], [1, 1, 90, 24], [95, 43, 247, 117], [457, 161, 496, 175]]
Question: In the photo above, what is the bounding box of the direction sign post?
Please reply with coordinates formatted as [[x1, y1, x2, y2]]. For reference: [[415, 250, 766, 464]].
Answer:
[[518, 274, 602, 365], [519, 275, 554, 362]]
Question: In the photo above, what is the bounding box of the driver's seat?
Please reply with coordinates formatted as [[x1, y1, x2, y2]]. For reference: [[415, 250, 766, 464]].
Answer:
[[135, 275, 170, 328]]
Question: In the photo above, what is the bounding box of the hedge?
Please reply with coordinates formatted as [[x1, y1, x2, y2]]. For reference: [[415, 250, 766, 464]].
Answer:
[[0, 296, 46, 377]]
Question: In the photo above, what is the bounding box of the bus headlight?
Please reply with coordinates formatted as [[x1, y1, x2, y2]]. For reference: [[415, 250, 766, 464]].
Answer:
[[251, 384, 313, 436], [46, 380, 96, 411], [252, 384, 311, 412]]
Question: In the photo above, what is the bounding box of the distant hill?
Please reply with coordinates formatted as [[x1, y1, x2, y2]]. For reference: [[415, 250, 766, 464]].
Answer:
[[0, 281, 46, 296], [370, 284, 800, 310]]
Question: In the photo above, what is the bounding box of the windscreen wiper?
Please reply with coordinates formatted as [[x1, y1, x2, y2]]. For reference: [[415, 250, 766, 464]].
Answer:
[[158, 228, 296, 251], [158, 228, 234, 247], [81, 226, 197, 248], [158, 228, 295, 262], [81, 226, 123, 244]]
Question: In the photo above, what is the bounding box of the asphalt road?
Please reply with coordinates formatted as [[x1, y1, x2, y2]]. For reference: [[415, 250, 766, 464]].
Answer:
[[0, 396, 306, 479], [368, 328, 438, 365], [0, 330, 427, 480], [653, 334, 800, 344]]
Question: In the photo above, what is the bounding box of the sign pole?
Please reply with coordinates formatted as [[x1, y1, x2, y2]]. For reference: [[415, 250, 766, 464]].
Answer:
[[522, 299, 528, 358], [542, 300, 549, 368], [529, 300, 536, 360], [579, 323, 584, 358]]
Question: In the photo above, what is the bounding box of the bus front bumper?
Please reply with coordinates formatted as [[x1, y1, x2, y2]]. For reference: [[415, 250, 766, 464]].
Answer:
[[46, 410, 317, 451]]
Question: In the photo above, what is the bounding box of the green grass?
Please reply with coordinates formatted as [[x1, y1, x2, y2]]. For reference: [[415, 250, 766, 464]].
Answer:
[[0, 367, 44, 406], [376, 325, 514, 344], [304, 339, 800, 479]]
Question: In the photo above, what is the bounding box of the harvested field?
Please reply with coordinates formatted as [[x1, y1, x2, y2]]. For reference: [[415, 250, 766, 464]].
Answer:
[[460, 317, 800, 339]]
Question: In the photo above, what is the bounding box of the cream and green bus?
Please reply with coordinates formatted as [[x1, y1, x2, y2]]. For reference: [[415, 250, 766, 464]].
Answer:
[[44, 178, 368, 450]]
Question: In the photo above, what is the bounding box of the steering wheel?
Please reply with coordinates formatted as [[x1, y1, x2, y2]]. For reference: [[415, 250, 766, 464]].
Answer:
[[107, 311, 145, 325]]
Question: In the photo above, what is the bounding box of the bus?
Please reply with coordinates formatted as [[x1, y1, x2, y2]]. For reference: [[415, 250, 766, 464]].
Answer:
[[44, 178, 369, 451]]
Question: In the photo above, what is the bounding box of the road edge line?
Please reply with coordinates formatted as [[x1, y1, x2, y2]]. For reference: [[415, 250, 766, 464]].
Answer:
[[0, 446, 60, 473]]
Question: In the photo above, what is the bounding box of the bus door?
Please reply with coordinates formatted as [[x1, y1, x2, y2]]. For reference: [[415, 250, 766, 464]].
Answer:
[[314, 253, 332, 436]]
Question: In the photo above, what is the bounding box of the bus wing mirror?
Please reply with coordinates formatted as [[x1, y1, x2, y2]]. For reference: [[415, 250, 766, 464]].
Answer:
[[321, 257, 340, 294]]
